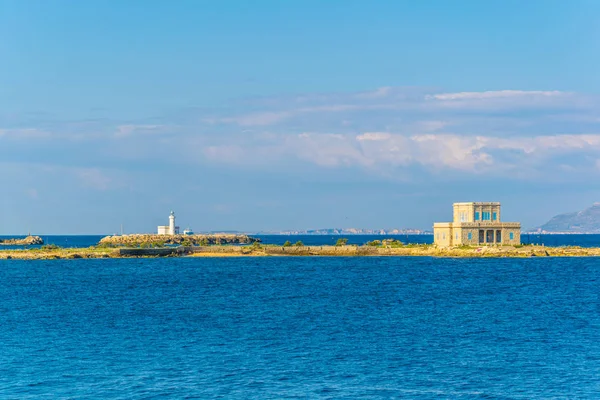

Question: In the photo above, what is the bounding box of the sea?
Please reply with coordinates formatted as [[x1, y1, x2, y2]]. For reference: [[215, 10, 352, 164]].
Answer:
[[1, 256, 600, 398], [1, 233, 600, 249]]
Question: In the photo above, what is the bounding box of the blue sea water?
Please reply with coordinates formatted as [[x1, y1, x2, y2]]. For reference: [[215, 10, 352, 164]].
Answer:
[[258, 234, 600, 247], [0, 235, 105, 250], [2, 234, 600, 249], [2, 257, 600, 398]]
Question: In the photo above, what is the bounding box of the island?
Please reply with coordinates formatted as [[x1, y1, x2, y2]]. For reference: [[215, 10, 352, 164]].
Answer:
[[1, 239, 600, 260], [0, 236, 44, 246], [98, 233, 258, 247]]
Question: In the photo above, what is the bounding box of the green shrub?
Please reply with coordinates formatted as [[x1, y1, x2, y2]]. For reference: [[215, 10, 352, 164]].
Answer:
[[404, 243, 429, 248], [382, 239, 403, 248], [283, 240, 292, 247], [366, 240, 382, 247], [41, 244, 60, 250], [335, 238, 349, 246], [294, 241, 304, 247]]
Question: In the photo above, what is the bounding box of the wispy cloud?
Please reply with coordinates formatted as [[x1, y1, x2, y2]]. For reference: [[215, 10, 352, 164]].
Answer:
[[0, 128, 50, 139], [197, 131, 600, 178], [114, 124, 171, 137], [3, 87, 600, 184], [425, 90, 566, 101]]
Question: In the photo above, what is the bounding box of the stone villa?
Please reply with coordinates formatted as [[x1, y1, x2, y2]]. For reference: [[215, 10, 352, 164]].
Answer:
[[433, 202, 521, 247]]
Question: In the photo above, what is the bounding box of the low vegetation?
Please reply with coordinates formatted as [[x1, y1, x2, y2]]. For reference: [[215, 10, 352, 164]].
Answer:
[[365, 239, 404, 248], [2, 243, 600, 260], [335, 238, 349, 246]]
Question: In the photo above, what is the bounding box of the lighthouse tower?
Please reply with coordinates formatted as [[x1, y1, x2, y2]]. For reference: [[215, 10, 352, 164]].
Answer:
[[169, 211, 176, 235], [157, 211, 180, 235]]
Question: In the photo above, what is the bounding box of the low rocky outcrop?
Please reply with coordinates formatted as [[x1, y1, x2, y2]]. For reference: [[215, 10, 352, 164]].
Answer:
[[2, 243, 600, 260], [0, 236, 44, 246], [186, 244, 600, 258], [98, 233, 259, 247]]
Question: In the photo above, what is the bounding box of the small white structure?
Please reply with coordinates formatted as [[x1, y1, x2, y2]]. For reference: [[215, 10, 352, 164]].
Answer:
[[157, 211, 180, 235]]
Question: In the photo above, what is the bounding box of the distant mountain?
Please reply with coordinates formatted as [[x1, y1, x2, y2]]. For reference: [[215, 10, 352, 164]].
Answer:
[[255, 228, 429, 235], [201, 229, 431, 235], [536, 203, 600, 233]]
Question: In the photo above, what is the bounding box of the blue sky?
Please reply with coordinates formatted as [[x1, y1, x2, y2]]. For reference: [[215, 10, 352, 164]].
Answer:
[[1, 0, 600, 234]]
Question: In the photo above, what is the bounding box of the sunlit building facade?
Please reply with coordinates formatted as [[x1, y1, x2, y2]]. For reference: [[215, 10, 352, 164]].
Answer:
[[433, 202, 521, 246]]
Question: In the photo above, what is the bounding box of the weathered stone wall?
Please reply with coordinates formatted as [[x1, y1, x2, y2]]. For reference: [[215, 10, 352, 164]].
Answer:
[[435, 201, 520, 247], [118, 247, 185, 257], [433, 223, 453, 246]]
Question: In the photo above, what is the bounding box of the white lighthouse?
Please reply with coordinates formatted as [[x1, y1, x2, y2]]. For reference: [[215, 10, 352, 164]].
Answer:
[[157, 211, 180, 235], [169, 211, 176, 235]]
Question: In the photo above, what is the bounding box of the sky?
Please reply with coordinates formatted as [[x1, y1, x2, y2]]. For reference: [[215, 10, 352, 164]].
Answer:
[[1, 0, 600, 234]]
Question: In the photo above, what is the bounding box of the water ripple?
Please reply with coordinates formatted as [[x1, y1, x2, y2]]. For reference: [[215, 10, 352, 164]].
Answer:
[[1, 257, 599, 398]]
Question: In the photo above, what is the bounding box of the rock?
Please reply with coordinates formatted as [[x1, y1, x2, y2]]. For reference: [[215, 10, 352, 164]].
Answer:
[[98, 233, 259, 247], [0, 236, 44, 246]]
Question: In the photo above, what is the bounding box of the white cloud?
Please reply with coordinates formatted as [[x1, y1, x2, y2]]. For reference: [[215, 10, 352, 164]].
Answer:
[[4, 87, 600, 183], [194, 131, 600, 178], [426, 90, 566, 101], [357, 132, 392, 141], [417, 120, 450, 132], [202, 88, 591, 129], [294, 133, 371, 167], [114, 124, 168, 137]]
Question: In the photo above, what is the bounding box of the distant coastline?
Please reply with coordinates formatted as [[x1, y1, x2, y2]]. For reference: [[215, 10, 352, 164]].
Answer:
[[523, 231, 600, 235], [246, 229, 430, 235]]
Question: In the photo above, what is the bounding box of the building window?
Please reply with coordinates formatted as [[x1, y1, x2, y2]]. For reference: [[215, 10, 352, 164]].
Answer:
[[455, 233, 458, 240], [492, 212, 497, 221], [468, 232, 472, 240], [475, 212, 480, 221], [460, 212, 467, 222], [482, 212, 491, 221], [442, 233, 446, 240], [509, 232, 514, 240]]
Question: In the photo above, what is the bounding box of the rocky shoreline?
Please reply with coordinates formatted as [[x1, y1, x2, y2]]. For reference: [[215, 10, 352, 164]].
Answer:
[[0, 236, 44, 246], [1, 243, 600, 260], [98, 233, 259, 247]]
